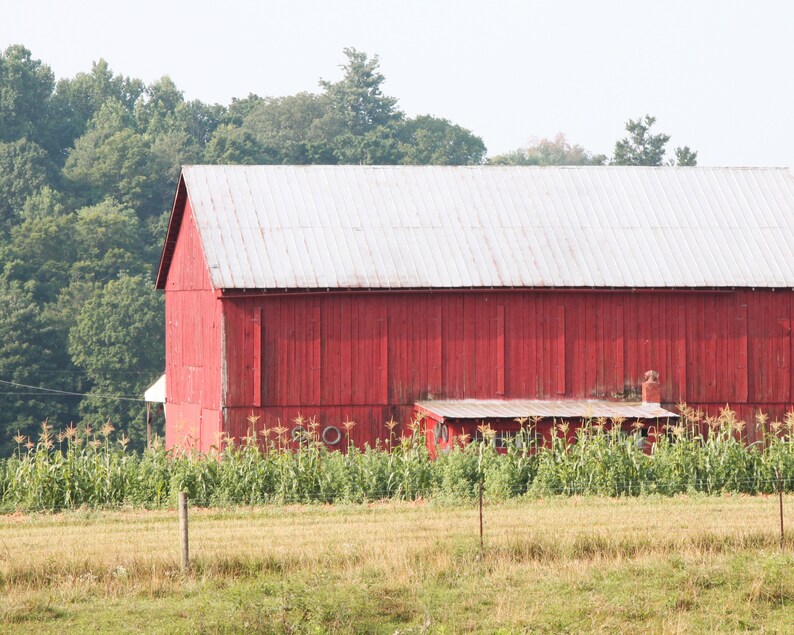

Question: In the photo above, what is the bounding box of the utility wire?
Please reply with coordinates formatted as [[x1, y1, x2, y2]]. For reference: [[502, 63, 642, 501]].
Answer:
[[0, 378, 147, 402]]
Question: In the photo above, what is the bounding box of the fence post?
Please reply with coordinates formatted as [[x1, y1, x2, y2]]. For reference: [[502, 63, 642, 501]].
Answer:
[[479, 477, 484, 550], [179, 491, 190, 571], [777, 469, 784, 551]]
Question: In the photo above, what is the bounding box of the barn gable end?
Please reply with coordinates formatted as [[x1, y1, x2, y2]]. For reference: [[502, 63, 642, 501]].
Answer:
[[160, 191, 224, 449]]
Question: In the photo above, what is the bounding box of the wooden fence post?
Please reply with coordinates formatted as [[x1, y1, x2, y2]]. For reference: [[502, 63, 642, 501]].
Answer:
[[179, 491, 190, 571], [479, 477, 484, 550], [777, 469, 785, 551]]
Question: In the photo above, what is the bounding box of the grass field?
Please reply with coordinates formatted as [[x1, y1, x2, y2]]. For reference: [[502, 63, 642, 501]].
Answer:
[[1, 496, 793, 633]]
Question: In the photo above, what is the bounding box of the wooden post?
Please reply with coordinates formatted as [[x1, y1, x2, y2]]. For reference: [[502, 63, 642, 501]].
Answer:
[[146, 402, 152, 450], [179, 492, 190, 571], [778, 469, 785, 551], [479, 477, 484, 550]]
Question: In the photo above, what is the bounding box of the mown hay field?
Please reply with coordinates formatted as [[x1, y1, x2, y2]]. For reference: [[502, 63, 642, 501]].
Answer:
[[1, 495, 793, 633]]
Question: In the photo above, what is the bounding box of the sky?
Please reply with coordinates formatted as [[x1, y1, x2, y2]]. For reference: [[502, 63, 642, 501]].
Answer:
[[2, 0, 793, 166]]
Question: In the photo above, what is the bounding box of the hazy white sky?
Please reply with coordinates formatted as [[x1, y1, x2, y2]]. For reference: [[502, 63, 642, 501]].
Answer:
[[2, 0, 792, 165]]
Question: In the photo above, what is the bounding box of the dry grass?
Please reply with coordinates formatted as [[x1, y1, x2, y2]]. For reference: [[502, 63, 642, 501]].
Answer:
[[1, 496, 793, 632]]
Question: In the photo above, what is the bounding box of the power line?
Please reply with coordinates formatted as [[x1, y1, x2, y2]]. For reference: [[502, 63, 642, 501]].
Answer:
[[0, 378, 146, 402], [0, 392, 82, 397], [31, 370, 152, 375]]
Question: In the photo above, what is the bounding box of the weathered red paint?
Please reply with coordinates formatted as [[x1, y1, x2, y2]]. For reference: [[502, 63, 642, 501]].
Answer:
[[162, 199, 223, 449], [162, 210, 794, 452]]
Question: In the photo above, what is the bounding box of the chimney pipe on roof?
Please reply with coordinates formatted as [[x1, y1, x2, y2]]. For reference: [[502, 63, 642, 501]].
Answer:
[[642, 370, 661, 405]]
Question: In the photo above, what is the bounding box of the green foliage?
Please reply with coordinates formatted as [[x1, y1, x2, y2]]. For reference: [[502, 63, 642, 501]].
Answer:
[[398, 115, 486, 165], [62, 100, 155, 214], [205, 49, 487, 166], [204, 123, 279, 165], [2, 198, 147, 306], [530, 422, 651, 496], [237, 93, 336, 164], [319, 47, 401, 137], [48, 59, 145, 160], [612, 114, 668, 165], [1, 211, 75, 303], [0, 138, 56, 225], [68, 275, 164, 448], [489, 133, 605, 166], [2, 408, 793, 511], [674, 145, 698, 166], [0, 45, 55, 146], [611, 114, 697, 166], [0, 282, 74, 455], [134, 76, 185, 135], [71, 200, 149, 282]]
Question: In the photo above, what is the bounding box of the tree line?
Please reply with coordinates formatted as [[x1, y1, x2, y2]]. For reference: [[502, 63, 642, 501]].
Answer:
[[0, 43, 696, 455]]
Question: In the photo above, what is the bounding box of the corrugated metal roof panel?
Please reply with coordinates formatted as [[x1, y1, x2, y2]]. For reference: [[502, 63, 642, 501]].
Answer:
[[176, 165, 794, 290], [414, 399, 679, 420]]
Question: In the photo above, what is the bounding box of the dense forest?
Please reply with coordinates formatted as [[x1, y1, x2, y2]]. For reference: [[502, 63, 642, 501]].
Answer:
[[0, 44, 696, 455]]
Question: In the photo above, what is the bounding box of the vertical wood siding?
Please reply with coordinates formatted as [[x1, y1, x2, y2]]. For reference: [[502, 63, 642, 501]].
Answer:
[[215, 289, 793, 449], [163, 200, 224, 449]]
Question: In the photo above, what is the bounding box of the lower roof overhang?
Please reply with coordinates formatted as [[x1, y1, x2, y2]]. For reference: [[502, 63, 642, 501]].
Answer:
[[414, 399, 679, 422]]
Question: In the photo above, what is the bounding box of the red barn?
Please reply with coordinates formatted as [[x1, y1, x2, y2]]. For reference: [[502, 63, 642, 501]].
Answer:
[[156, 166, 794, 452]]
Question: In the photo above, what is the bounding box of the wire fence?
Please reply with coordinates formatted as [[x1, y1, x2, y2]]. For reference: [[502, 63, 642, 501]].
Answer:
[[1, 485, 791, 589], [3, 472, 794, 512], [189, 475, 790, 563]]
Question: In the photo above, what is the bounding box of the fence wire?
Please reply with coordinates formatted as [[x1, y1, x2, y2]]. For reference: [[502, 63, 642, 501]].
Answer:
[[1, 477, 793, 512], [2, 489, 791, 583]]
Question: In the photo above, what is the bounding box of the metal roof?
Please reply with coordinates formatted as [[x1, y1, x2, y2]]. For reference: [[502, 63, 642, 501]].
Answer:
[[161, 165, 794, 290], [414, 399, 679, 420]]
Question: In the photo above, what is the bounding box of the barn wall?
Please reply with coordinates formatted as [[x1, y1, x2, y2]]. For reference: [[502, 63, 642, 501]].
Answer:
[[163, 199, 224, 449], [220, 289, 792, 445]]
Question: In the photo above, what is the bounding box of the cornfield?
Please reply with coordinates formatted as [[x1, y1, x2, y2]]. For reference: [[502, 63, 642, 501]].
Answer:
[[1, 405, 793, 512]]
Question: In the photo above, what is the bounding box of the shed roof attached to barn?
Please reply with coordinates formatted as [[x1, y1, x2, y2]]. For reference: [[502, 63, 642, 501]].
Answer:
[[157, 165, 794, 291], [414, 399, 678, 421]]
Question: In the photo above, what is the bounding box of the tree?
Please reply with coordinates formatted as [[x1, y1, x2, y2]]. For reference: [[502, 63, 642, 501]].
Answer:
[[239, 93, 335, 164], [489, 133, 604, 166], [316, 48, 404, 164], [2, 198, 148, 307], [331, 125, 403, 165], [673, 146, 698, 166], [612, 115, 670, 166], [0, 138, 57, 226], [135, 76, 184, 135], [0, 45, 55, 146], [63, 100, 156, 215], [206, 49, 487, 168], [612, 115, 698, 166], [319, 48, 401, 137], [204, 123, 279, 165], [7, 188, 73, 305], [71, 200, 149, 283], [174, 99, 226, 150], [0, 281, 75, 454], [1, 210, 75, 304], [398, 115, 486, 165], [48, 59, 144, 161], [68, 275, 164, 448], [222, 93, 265, 127]]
